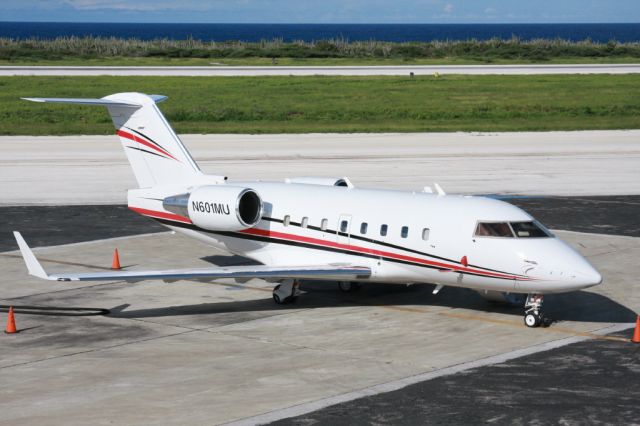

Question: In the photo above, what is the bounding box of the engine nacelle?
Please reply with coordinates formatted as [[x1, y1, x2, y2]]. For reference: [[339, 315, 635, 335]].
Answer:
[[285, 176, 353, 188], [163, 185, 263, 231]]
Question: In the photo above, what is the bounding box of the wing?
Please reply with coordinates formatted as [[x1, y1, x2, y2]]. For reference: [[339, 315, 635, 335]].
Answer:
[[13, 232, 371, 282]]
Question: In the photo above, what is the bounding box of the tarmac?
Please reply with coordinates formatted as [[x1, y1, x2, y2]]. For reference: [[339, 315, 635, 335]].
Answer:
[[1, 131, 639, 424], [2, 130, 640, 205], [1, 64, 640, 76]]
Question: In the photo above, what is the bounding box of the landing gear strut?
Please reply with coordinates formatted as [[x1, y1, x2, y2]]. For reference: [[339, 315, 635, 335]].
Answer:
[[524, 294, 544, 328], [273, 279, 300, 305], [338, 281, 361, 293]]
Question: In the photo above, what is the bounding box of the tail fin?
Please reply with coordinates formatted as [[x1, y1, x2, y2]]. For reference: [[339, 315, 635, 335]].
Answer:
[[23, 93, 202, 187]]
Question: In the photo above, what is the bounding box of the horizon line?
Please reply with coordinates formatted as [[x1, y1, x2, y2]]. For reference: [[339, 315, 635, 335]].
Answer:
[[2, 21, 639, 25]]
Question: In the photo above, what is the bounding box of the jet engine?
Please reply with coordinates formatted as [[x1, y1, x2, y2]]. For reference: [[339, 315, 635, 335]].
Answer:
[[163, 185, 263, 231], [285, 176, 353, 188]]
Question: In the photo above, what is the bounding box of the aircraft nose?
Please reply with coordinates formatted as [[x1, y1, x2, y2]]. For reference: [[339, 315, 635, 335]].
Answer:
[[571, 264, 603, 288]]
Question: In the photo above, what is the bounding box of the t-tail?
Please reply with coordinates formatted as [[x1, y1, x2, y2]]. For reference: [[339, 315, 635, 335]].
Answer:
[[23, 93, 202, 188]]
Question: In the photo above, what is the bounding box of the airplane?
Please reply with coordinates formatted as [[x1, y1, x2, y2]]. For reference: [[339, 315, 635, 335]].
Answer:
[[14, 92, 603, 328]]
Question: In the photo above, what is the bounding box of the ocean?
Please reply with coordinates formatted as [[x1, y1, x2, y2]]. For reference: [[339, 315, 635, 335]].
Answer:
[[0, 22, 639, 42]]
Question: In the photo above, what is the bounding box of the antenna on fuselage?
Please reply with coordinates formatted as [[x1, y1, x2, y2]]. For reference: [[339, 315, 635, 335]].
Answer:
[[433, 183, 446, 196]]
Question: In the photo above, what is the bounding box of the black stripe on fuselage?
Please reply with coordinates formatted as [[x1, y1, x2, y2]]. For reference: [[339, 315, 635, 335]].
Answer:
[[151, 217, 514, 281], [261, 216, 516, 277]]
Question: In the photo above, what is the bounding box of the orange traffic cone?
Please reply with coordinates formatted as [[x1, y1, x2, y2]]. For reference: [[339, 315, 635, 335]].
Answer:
[[632, 315, 640, 344], [5, 306, 17, 334], [111, 248, 121, 270]]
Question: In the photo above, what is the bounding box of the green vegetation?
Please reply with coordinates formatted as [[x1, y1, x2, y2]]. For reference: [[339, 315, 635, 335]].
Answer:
[[1, 37, 640, 66], [1, 74, 639, 135], [5, 56, 640, 67]]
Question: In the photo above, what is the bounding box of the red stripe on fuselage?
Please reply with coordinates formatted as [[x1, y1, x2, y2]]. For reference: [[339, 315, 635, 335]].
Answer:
[[116, 129, 179, 161], [239, 228, 525, 280], [131, 207, 530, 281]]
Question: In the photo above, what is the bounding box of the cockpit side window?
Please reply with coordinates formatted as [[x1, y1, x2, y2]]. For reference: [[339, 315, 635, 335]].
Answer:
[[510, 221, 553, 238], [474, 222, 514, 238]]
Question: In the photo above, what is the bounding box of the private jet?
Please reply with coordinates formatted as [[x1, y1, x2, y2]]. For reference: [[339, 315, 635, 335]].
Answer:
[[14, 92, 603, 327]]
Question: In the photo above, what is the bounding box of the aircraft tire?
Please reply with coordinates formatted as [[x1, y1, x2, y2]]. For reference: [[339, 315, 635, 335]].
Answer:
[[524, 313, 540, 328]]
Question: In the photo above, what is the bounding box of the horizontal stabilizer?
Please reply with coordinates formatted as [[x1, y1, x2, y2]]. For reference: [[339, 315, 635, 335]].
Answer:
[[22, 97, 143, 107], [22, 92, 201, 187], [13, 232, 371, 283]]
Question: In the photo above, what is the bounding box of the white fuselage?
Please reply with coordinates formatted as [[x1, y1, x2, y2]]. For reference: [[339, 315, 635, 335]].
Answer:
[[129, 180, 603, 295]]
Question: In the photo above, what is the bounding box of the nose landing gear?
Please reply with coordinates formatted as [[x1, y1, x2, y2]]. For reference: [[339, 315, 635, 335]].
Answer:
[[524, 293, 544, 327]]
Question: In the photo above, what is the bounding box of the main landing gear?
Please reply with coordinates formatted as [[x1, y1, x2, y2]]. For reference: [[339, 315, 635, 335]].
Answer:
[[338, 281, 361, 293], [272, 279, 301, 305], [524, 293, 545, 328]]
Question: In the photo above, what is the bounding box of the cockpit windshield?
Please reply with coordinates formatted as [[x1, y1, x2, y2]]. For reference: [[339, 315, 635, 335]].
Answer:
[[510, 221, 553, 238], [474, 221, 553, 238], [474, 222, 514, 237]]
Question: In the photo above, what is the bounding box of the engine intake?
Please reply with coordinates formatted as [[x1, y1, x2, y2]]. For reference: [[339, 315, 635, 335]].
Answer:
[[163, 186, 263, 231]]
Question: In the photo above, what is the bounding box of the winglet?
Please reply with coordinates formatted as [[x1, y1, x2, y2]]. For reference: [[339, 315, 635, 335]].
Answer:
[[13, 232, 49, 279]]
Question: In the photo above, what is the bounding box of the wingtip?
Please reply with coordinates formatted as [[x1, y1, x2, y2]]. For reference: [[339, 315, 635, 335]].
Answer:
[[13, 231, 49, 279]]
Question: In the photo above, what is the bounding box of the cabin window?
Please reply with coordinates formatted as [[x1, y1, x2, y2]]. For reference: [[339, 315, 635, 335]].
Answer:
[[360, 222, 368, 234], [283, 215, 290, 226], [340, 220, 348, 233], [474, 222, 514, 238], [401, 226, 409, 238], [321, 218, 328, 231], [380, 224, 388, 236], [422, 228, 430, 241], [510, 221, 552, 238], [301, 217, 308, 228]]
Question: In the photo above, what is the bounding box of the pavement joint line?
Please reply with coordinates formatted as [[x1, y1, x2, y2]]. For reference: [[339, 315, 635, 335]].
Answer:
[[1, 252, 120, 270], [0, 328, 197, 370], [223, 322, 635, 426], [558, 197, 640, 206], [553, 229, 640, 240], [0, 231, 171, 254], [588, 249, 626, 258], [118, 316, 216, 332], [439, 311, 633, 342], [203, 306, 325, 332], [208, 328, 399, 366], [2, 280, 128, 301]]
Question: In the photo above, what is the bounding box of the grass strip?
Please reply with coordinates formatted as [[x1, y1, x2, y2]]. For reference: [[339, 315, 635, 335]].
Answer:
[[0, 74, 638, 135], [2, 37, 640, 65]]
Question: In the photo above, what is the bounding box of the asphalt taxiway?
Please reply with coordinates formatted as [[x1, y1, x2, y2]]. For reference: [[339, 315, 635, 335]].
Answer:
[[1, 197, 638, 425], [1, 64, 640, 76]]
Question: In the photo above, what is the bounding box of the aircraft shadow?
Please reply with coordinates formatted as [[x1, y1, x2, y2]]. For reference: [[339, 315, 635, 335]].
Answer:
[[107, 281, 637, 324]]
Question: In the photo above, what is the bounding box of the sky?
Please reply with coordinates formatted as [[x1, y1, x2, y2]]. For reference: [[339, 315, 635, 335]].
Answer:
[[1, 0, 639, 24]]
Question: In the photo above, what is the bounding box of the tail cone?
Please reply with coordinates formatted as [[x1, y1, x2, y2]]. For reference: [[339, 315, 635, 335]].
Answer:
[[5, 306, 17, 334], [111, 248, 121, 270], [632, 315, 640, 344]]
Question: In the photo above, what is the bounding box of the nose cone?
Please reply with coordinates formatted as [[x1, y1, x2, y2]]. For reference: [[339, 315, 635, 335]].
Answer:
[[571, 264, 603, 288], [520, 239, 603, 292]]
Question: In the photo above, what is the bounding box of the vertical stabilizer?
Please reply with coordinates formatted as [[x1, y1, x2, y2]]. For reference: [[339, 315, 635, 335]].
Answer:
[[23, 93, 202, 187]]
